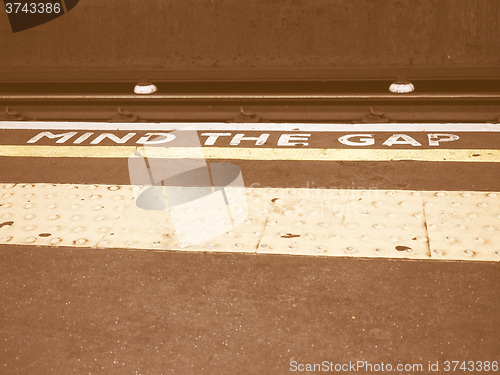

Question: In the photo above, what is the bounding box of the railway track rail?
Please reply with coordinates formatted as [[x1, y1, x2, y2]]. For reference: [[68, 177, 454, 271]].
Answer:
[[2, 81, 500, 123]]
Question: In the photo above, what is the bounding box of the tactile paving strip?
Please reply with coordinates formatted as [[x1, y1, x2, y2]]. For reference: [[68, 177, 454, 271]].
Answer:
[[0, 183, 132, 247], [257, 189, 430, 259], [0, 183, 499, 261], [423, 192, 500, 260]]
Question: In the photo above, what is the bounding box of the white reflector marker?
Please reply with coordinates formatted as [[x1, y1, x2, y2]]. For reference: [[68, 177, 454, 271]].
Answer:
[[134, 81, 158, 95], [389, 79, 415, 94]]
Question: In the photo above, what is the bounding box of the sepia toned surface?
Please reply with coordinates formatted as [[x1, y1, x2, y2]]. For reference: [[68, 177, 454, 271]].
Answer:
[[1, 0, 500, 81], [1, 0, 499, 373], [1, 246, 499, 374]]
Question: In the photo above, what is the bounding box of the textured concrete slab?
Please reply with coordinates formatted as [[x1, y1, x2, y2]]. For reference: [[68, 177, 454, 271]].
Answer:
[[1, 183, 499, 261]]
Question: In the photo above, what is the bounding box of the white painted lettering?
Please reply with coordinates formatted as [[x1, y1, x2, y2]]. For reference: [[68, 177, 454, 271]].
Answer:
[[338, 134, 375, 146], [427, 133, 459, 146], [73, 132, 94, 144], [27, 131, 77, 144], [90, 133, 136, 145], [136, 132, 176, 145], [230, 133, 269, 146], [383, 134, 421, 147], [277, 134, 311, 146], [201, 133, 231, 145]]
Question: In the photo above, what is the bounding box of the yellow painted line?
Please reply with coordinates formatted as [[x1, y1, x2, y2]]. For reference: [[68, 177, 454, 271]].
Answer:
[[0, 145, 137, 158], [0, 145, 499, 162]]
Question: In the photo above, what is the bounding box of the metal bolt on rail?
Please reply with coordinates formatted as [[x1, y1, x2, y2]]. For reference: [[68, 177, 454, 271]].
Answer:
[[2, 106, 29, 121], [234, 106, 260, 122]]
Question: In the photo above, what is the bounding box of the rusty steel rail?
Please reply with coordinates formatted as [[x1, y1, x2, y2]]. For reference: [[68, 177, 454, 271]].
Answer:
[[2, 86, 500, 123], [2, 93, 500, 102]]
